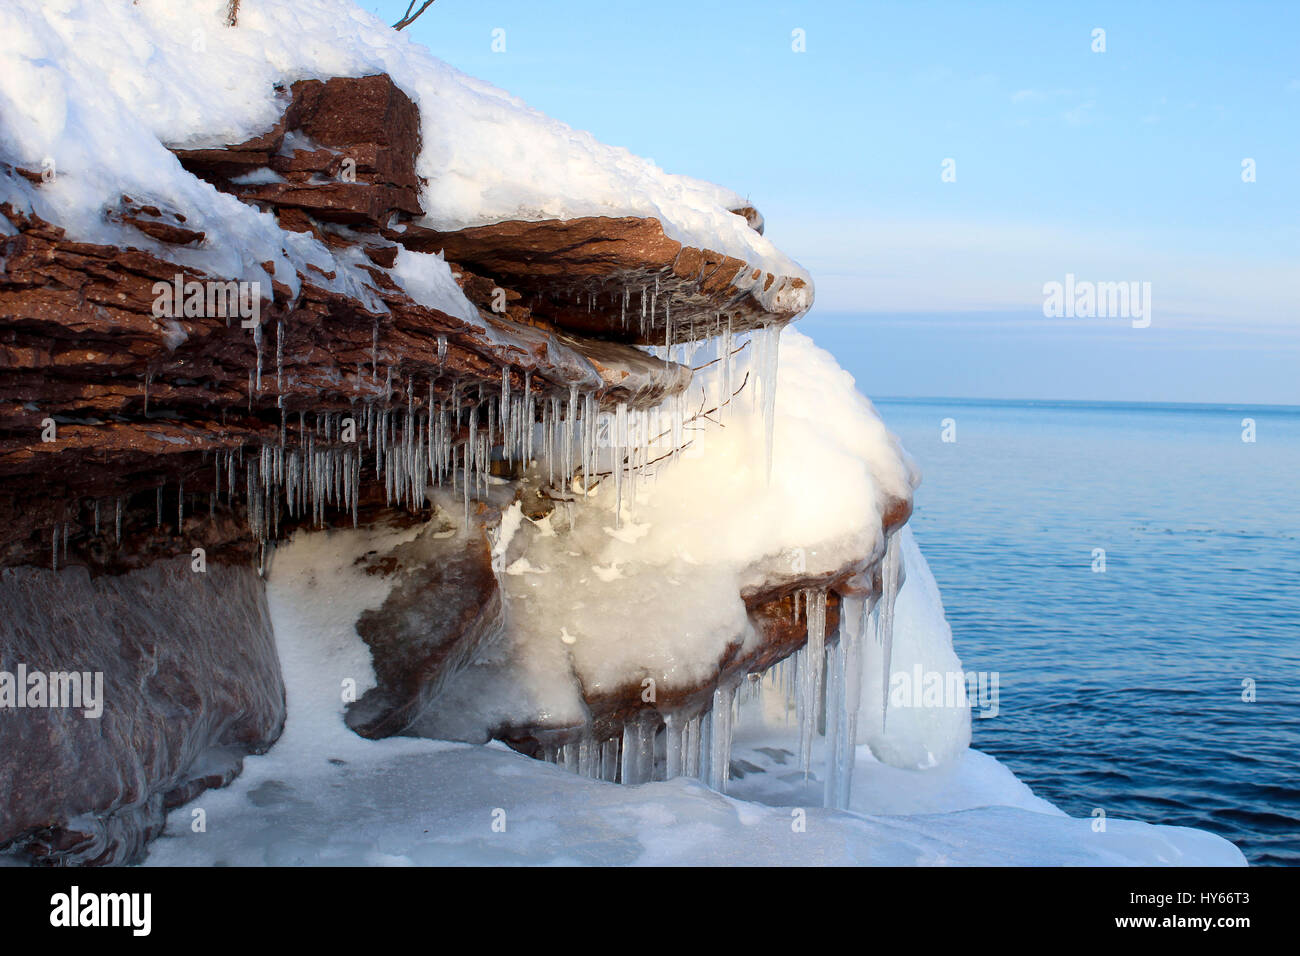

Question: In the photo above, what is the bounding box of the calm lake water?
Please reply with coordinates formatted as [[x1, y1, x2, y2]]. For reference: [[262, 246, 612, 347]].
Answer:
[[873, 396, 1300, 866]]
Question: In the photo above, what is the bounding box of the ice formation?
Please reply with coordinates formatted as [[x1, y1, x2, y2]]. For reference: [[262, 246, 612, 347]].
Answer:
[[135, 509, 1243, 867], [402, 329, 930, 810], [0, 0, 922, 811], [514, 522, 968, 810], [103, 318, 920, 808]]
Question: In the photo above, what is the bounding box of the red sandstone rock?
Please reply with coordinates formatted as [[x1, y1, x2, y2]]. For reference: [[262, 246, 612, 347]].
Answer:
[[0, 562, 284, 865], [345, 516, 502, 739], [392, 216, 808, 346]]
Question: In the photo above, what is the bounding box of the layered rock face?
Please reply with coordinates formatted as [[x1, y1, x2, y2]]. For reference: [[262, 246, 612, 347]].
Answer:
[[1, 63, 909, 862], [0, 74, 712, 570]]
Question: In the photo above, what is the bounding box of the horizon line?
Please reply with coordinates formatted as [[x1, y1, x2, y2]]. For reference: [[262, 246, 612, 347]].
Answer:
[[868, 395, 1300, 412]]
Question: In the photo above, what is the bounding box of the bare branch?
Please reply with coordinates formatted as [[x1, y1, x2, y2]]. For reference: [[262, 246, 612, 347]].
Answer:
[[393, 0, 437, 30], [590, 371, 751, 481], [691, 339, 749, 372], [225, 0, 240, 27]]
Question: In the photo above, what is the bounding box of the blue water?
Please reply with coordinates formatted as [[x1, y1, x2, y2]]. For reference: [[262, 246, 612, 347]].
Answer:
[[873, 397, 1300, 866]]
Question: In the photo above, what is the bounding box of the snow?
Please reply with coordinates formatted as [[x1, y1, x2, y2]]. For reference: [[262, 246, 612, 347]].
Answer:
[[386, 247, 481, 326], [142, 742, 1245, 865], [0, 0, 810, 313], [138, 514, 1245, 866]]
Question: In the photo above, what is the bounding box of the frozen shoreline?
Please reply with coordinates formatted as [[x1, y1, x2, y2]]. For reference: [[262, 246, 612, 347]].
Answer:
[[141, 738, 1245, 867], [139, 516, 1245, 868]]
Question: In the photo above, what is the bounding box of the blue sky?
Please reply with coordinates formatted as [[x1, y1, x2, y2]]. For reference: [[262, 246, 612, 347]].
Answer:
[[369, 1, 1298, 403]]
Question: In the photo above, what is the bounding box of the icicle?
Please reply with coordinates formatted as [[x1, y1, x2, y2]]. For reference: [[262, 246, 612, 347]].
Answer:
[[436, 333, 447, 366], [720, 315, 734, 420], [93, 500, 100, 537], [670, 391, 684, 464], [621, 712, 655, 790], [698, 710, 713, 784], [115, 497, 122, 545], [500, 367, 511, 463], [822, 635, 844, 809], [876, 533, 903, 727], [708, 682, 736, 792], [834, 595, 869, 809], [522, 371, 532, 465], [684, 715, 701, 778], [649, 277, 658, 339], [464, 404, 478, 528], [564, 385, 578, 488], [581, 392, 596, 495], [798, 588, 828, 775], [664, 713, 683, 780], [600, 737, 620, 783], [254, 320, 264, 392], [612, 402, 627, 527], [758, 322, 784, 482], [577, 737, 597, 778]]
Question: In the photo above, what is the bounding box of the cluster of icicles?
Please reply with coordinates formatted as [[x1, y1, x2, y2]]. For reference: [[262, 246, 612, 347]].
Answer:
[[48, 318, 785, 571], [587, 276, 751, 350], [586, 281, 783, 477], [538, 533, 903, 810]]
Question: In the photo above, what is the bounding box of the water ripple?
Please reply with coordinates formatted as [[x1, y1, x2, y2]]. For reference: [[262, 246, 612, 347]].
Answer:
[[878, 398, 1300, 866]]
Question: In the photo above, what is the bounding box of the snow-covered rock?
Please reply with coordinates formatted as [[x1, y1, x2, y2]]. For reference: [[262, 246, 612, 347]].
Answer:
[[0, 0, 1246, 868]]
